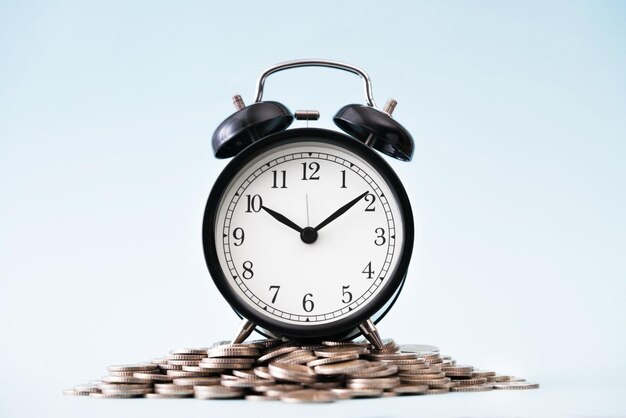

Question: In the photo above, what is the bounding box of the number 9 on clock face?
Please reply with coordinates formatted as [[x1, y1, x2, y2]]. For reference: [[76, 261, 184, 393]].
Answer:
[[203, 129, 414, 339]]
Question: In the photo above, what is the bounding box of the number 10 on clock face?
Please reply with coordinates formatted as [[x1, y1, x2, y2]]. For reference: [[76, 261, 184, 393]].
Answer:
[[206, 134, 412, 336]]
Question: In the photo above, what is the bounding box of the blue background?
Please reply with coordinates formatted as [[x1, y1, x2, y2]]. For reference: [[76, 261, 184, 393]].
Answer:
[[1, 1, 625, 416]]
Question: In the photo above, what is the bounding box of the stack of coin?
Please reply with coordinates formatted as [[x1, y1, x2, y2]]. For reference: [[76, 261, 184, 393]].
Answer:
[[64, 338, 539, 402]]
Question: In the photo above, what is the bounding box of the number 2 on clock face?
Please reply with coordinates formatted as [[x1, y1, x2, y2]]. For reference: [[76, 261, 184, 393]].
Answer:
[[215, 141, 404, 326]]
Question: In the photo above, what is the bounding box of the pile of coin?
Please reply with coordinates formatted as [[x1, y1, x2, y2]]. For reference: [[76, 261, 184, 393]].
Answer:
[[64, 338, 538, 402]]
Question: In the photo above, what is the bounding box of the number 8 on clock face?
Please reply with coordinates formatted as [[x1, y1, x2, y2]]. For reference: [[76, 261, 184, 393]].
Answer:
[[203, 128, 414, 340]]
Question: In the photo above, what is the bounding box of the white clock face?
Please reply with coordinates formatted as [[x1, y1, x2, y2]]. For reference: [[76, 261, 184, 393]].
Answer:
[[214, 140, 405, 326]]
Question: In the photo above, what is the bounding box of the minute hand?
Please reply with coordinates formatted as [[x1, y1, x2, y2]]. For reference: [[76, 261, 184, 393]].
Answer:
[[314, 191, 369, 232]]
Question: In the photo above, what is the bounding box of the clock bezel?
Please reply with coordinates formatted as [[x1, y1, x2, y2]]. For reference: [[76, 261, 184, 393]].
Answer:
[[202, 127, 414, 339]]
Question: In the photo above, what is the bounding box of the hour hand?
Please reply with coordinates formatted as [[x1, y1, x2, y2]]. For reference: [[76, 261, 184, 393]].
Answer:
[[261, 205, 303, 233]]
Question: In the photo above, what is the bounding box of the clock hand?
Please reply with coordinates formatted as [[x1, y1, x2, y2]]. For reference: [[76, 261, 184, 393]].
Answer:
[[261, 205, 303, 233], [314, 191, 369, 232]]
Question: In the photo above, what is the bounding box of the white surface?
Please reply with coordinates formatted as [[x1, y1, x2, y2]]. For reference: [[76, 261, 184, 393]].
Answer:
[[9, 378, 626, 418], [1, 1, 625, 417]]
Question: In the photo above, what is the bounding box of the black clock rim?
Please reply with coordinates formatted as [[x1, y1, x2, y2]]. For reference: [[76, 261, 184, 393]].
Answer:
[[202, 127, 414, 339]]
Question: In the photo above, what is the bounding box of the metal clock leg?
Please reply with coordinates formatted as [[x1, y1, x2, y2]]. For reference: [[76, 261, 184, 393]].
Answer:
[[358, 318, 384, 350], [231, 319, 256, 344]]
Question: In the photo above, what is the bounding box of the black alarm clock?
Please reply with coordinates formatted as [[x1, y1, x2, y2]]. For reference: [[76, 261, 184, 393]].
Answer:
[[202, 59, 415, 349]]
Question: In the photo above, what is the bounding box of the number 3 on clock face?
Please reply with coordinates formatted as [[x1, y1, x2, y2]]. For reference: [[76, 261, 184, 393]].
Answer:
[[203, 129, 414, 338]]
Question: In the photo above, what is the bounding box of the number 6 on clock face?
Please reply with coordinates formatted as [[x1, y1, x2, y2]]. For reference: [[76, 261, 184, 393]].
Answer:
[[203, 128, 414, 339]]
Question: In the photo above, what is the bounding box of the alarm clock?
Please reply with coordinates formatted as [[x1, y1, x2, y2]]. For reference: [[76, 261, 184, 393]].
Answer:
[[202, 59, 415, 349]]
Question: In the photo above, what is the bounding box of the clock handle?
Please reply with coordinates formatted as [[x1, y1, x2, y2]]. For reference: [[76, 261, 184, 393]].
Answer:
[[254, 59, 377, 108], [359, 318, 384, 351], [231, 318, 256, 344]]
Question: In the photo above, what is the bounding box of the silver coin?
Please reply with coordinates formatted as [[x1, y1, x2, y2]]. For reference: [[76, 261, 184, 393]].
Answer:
[[145, 393, 192, 399], [399, 344, 440, 355], [90, 392, 143, 399], [170, 348, 207, 355], [72, 383, 100, 393], [133, 372, 173, 382], [330, 388, 383, 399], [245, 394, 280, 401], [307, 353, 359, 367], [450, 384, 494, 392], [257, 345, 299, 363], [101, 387, 152, 396], [314, 345, 369, 358], [314, 359, 370, 375], [393, 385, 429, 395], [194, 386, 244, 399], [63, 389, 90, 396], [347, 376, 400, 390], [493, 382, 539, 390], [280, 389, 337, 404], [101, 376, 150, 384], [108, 363, 158, 373], [173, 377, 221, 386], [268, 363, 316, 384]]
